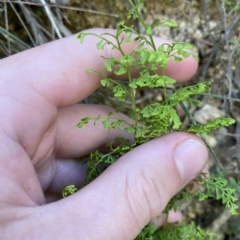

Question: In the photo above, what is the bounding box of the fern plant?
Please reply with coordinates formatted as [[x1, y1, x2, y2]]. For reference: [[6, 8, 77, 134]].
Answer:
[[63, 0, 239, 238]]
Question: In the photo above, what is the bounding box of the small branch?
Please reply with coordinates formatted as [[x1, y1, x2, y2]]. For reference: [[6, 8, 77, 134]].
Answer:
[[180, 102, 224, 169], [4, 0, 11, 55], [0, 0, 118, 17], [39, 0, 62, 39], [9, 1, 36, 46]]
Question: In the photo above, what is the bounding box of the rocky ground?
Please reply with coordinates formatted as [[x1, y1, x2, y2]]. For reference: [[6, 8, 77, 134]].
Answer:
[[1, 0, 240, 239]]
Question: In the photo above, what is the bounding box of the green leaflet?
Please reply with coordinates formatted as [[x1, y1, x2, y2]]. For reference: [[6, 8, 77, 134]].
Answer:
[[62, 185, 78, 198], [166, 82, 211, 106], [101, 78, 111, 87], [188, 117, 236, 135], [164, 20, 179, 27], [129, 75, 176, 88], [113, 85, 127, 101], [140, 104, 182, 129]]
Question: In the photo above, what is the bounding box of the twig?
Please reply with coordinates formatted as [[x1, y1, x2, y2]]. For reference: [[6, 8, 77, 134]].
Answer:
[[4, 0, 11, 55], [220, 1, 233, 103], [0, 26, 31, 49], [201, 93, 240, 103], [0, 0, 119, 17], [226, 14, 240, 37], [208, 208, 232, 233], [8, 1, 36, 46], [17, 0, 47, 45], [39, 0, 62, 39]]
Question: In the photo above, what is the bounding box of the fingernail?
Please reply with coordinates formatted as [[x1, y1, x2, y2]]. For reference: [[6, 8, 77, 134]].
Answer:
[[174, 139, 208, 184]]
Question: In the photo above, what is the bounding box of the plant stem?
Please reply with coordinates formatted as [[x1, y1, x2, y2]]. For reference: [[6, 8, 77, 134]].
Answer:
[[180, 102, 224, 169], [128, 0, 157, 51], [161, 67, 167, 99]]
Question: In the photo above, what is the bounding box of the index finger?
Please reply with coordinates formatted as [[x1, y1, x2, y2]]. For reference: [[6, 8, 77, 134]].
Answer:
[[0, 28, 198, 108]]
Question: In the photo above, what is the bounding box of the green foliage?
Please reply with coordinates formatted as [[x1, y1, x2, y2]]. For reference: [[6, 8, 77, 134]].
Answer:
[[188, 117, 236, 135], [165, 82, 211, 107], [135, 222, 215, 240], [162, 173, 239, 216], [62, 185, 78, 198], [194, 173, 239, 215], [64, 0, 238, 239], [163, 20, 178, 28], [140, 104, 181, 130], [129, 74, 176, 88]]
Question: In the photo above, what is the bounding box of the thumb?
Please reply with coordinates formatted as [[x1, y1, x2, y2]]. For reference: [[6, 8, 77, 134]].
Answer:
[[32, 132, 208, 239]]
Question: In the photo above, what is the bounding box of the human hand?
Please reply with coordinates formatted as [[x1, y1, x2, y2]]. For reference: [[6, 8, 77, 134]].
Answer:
[[0, 29, 208, 239]]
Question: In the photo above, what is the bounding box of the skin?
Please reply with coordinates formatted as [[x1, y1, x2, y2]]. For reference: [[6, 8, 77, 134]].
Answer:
[[0, 29, 208, 239]]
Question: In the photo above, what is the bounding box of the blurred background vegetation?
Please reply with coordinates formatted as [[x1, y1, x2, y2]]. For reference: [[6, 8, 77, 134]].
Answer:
[[0, 0, 240, 239]]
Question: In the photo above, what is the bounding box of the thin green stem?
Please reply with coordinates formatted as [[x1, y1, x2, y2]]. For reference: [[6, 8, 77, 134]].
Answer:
[[126, 64, 139, 137], [180, 102, 224, 169], [161, 67, 167, 99], [163, 213, 169, 229], [116, 31, 125, 56], [80, 33, 119, 50], [201, 93, 240, 103], [128, 0, 157, 51]]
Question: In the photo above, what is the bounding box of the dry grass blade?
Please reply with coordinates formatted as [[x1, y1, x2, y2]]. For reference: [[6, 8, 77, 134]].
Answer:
[[3, 0, 11, 55], [0, 0, 119, 17], [17, 0, 48, 45], [39, 0, 62, 39], [8, 1, 36, 46]]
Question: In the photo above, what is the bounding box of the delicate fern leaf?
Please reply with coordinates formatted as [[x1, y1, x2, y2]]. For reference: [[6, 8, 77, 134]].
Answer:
[[62, 185, 78, 198], [177, 49, 190, 58], [156, 51, 170, 67], [158, 43, 173, 52], [124, 126, 135, 133], [156, 75, 176, 86], [151, 19, 162, 29], [119, 54, 136, 64], [146, 26, 152, 35], [111, 120, 124, 130], [139, 50, 148, 64], [128, 81, 137, 88], [102, 119, 111, 128], [207, 117, 235, 128], [104, 59, 114, 72], [188, 117, 235, 135], [127, 9, 134, 19], [140, 104, 182, 129], [166, 82, 211, 106], [173, 42, 185, 50], [116, 136, 129, 145], [172, 42, 194, 50], [126, 32, 133, 42], [114, 65, 127, 75], [154, 222, 215, 240], [129, 75, 176, 89], [76, 117, 91, 129], [101, 78, 111, 87], [113, 85, 127, 101], [136, 49, 170, 67], [135, 222, 157, 240], [77, 33, 88, 43], [194, 173, 239, 215], [184, 43, 194, 49], [86, 68, 93, 73], [164, 20, 178, 27]]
